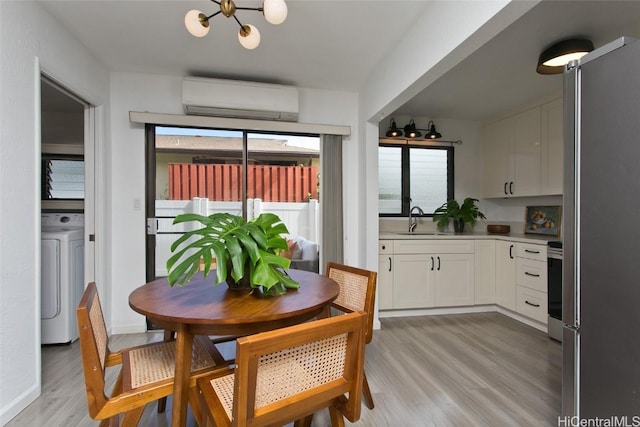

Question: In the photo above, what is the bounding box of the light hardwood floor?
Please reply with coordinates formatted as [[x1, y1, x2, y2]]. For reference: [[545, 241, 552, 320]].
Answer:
[[7, 312, 561, 426]]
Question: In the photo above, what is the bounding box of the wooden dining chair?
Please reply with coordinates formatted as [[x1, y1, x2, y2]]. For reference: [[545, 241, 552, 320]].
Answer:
[[325, 262, 377, 409], [196, 311, 366, 427], [76, 282, 227, 426]]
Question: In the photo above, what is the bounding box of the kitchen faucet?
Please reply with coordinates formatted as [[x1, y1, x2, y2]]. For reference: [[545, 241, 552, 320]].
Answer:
[[408, 205, 425, 232]]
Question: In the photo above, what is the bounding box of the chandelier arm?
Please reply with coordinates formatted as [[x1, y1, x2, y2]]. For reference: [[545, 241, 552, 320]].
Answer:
[[204, 10, 223, 20], [234, 6, 263, 12], [232, 14, 245, 29]]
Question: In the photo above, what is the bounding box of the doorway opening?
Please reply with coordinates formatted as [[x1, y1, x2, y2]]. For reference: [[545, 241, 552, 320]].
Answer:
[[39, 76, 89, 349]]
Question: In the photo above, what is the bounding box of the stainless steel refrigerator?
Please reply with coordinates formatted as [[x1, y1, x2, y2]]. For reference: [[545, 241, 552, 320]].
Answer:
[[563, 37, 640, 418]]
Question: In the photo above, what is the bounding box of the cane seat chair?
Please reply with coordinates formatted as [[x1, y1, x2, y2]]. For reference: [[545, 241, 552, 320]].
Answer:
[[325, 262, 377, 409], [197, 312, 366, 427], [76, 282, 226, 426]]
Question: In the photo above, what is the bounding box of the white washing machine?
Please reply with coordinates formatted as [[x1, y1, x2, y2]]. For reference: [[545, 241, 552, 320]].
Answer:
[[41, 213, 84, 344]]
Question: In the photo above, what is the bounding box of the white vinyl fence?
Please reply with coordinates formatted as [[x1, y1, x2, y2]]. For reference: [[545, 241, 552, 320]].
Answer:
[[155, 198, 319, 277]]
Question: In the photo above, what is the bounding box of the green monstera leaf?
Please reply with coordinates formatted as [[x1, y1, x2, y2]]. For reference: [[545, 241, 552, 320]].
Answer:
[[166, 212, 299, 295]]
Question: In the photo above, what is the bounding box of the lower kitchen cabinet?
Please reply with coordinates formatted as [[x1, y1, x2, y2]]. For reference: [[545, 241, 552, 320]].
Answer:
[[515, 242, 548, 324], [382, 240, 475, 309], [474, 240, 496, 304], [377, 253, 394, 310], [378, 240, 394, 310], [391, 253, 474, 309], [495, 240, 516, 310], [392, 254, 435, 309], [377, 238, 548, 327], [434, 254, 474, 307], [516, 285, 548, 323]]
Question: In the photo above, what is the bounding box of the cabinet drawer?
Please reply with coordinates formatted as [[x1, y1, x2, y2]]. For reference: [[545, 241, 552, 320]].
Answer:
[[516, 286, 548, 324], [379, 240, 393, 254], [516, 258, 547, 292], [393, 239, 473, 254], [516, 242, 547, 261]]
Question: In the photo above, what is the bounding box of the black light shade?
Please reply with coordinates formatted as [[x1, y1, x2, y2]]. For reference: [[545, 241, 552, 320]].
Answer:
[[425, 121, 442, 139], [404, 120, 421, 138], [537, 38, 594, 75], [385, 118, 403, 137]]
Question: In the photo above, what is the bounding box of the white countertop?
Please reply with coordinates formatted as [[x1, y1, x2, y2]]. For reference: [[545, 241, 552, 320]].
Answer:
[[379, 231, 559, 244]]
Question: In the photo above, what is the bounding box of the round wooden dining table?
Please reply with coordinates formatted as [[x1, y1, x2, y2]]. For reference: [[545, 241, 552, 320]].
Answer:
[[129, 268, 340, 427]]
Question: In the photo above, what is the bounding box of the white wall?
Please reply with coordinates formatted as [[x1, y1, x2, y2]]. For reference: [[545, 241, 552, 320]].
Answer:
[[359, 0, 539, 273], [109, 73, 359, 333], [0, 2, 110, 423]]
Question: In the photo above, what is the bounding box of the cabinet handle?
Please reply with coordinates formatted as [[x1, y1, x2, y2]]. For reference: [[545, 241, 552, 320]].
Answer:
[[430, 256, 434, 271], [509, 181, 514, 194], [525, 300, 540, 308], [509, 244, 514, 259], [525, 249, 540, 254], [437, 256, 441, 271], [525, 271, 540, 277], [388, 256, 392, 272], [504, 182, 508, 195]]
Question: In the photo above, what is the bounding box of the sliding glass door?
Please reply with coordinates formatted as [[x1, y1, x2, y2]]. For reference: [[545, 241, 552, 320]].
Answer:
[[146, 126, 321, 281]]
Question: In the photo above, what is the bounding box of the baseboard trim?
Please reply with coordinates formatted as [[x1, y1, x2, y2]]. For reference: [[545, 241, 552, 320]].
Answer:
[[0, 382, 40, 426], [378, 304, 548, 333]]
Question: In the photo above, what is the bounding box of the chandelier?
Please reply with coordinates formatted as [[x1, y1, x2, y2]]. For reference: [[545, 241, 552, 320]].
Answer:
[[185, 0, 288, 50]]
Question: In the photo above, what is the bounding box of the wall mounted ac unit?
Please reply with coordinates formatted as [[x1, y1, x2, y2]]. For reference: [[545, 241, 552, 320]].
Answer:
[[182, 77, 299, 122]]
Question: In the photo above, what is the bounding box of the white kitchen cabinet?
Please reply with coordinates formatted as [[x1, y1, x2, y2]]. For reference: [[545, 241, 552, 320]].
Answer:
[[434, 253, 475, 307], [516, 257, 547, 292], [378, 240, 394, 310], [540, 98, 563, 195], [393, 240, 474, 308], [495, 240, 516, 311], [483, 106, 542, 197], [474, 240, 496, 305], [516, 286, 548, 324], [392, 254, 435, 309], [516, 242, 547, 262], [380, 239, 475, 310], [483, 118, 514, 197], [515, 242, 548, 325]]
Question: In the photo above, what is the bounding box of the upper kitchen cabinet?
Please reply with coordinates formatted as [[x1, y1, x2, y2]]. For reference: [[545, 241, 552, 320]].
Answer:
[[540, 98, 563, 195], [483, 107, 541, 197], [482, 98, 563, 198]]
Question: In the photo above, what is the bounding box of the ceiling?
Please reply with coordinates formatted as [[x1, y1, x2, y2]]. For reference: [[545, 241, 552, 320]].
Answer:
[[39, 1, 640, 122]]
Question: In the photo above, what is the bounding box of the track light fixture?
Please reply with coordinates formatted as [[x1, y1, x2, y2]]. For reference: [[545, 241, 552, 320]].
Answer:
[[385, 118, 403, 138], [404, 120, 421, 138], [383, 118, 462, 144], [185, 0, 288, 50], [425, 121, 442, 139], [537, 38, 594, 74]]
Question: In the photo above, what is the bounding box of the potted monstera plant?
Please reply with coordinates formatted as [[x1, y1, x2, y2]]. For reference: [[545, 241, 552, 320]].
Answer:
[[433, 197, 486, 233], [166, 212, 299, 296]]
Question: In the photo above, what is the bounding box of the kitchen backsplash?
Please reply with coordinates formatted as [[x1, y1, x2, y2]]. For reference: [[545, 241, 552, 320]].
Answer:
[[379, 195, 563, 235]]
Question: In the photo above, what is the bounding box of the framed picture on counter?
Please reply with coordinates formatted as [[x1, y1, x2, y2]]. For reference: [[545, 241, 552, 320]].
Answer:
[[525, 205, 561, 236]]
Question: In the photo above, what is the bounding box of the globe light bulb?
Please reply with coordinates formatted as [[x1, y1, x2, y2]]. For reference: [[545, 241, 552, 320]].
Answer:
[[184, 10, 209, 37], [238, 24, 261, 49], [263, 0, 288, 25]]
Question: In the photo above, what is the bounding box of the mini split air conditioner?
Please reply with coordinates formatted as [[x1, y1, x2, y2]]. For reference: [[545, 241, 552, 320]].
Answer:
[[182, 77, 299, 122]]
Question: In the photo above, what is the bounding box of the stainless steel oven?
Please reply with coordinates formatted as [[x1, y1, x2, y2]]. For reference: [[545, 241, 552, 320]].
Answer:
[[547, 241, 563, 341]]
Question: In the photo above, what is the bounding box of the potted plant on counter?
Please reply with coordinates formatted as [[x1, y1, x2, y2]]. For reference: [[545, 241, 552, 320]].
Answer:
[[433, 197, 486, 233], [166, 212, 299, 296]]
